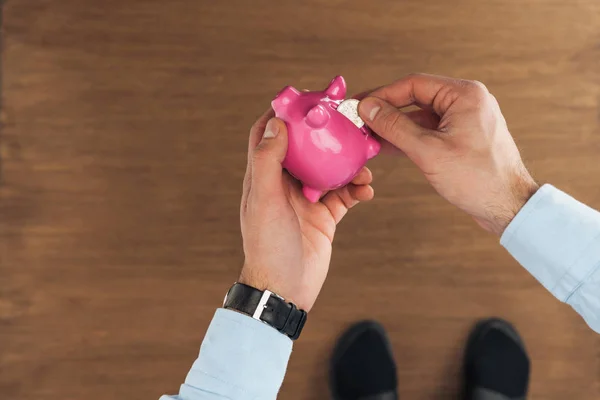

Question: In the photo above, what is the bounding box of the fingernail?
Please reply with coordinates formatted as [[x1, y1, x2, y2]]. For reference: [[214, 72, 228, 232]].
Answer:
[[263, 119, 279, 138], [360, 98, 381, 121]]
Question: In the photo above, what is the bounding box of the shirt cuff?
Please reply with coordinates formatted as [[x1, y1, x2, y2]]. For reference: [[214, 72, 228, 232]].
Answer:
[[180, 308, 293, 399], [501, 184, 600, 303]]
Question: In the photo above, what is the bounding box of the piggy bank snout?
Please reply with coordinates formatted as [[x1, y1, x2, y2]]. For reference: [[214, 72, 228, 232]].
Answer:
[[271, 86, 300, 114]]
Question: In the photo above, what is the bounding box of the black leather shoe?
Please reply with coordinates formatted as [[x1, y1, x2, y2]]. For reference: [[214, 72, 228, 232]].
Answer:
[[330, 321, 398, 400], [463, 318, 530, 400]]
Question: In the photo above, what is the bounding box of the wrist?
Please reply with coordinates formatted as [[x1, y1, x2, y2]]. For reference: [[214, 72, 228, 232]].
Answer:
[[223, 282, 308, 340], [486, 172, 539, 236], [238, 266, 308, 312]]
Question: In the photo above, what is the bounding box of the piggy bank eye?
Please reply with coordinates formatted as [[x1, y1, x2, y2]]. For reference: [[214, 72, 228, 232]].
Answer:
[[305, 105, 330, 128]]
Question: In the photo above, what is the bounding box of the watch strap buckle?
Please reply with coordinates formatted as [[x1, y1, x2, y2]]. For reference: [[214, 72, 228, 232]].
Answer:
[[224, 282, 307, 340], [252, 289, 273, 320]]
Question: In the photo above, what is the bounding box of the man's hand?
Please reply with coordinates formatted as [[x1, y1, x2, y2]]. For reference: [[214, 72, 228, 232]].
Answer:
[[239, 109, 374, 312], [358, 74, 539, 235]]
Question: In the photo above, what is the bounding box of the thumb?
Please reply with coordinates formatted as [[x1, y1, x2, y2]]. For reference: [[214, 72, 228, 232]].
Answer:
[[358, 97, 429, 158], [250, 118, 288, 198]]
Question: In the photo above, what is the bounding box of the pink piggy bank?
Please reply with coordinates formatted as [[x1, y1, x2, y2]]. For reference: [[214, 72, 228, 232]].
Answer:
[[271, 76, 381, 203]]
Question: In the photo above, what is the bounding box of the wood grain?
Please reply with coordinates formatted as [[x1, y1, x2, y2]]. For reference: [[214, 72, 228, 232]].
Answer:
[[2, 0, 600, 399]]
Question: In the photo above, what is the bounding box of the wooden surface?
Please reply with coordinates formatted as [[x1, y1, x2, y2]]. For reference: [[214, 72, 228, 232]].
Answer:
[[2, 1, 600, 398]]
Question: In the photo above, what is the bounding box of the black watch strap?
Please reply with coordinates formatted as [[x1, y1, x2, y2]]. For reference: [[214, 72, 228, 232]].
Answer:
[[223, 283, 307, 340]]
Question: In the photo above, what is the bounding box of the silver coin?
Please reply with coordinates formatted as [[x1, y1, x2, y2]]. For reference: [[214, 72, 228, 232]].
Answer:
[[336, 98, 365, 129]]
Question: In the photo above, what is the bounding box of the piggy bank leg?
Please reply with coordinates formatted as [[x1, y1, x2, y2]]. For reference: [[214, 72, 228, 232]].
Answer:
[[302, 186, 322, 203], [366, 135, 381, 160]]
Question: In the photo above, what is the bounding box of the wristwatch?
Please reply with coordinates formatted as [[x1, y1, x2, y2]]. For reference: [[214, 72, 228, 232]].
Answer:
[[223, 282, 308, 340]]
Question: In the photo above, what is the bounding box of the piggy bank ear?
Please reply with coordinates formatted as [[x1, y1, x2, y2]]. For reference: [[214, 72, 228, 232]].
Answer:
[[324, 76, 346, 100], [272, 86, 300, 114], [306, 104, 330, 128]]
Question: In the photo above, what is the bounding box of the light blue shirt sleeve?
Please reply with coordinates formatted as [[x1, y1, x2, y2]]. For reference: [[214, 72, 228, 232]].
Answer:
[[160, 308, 293, 400], [501, 184, 600, 333]]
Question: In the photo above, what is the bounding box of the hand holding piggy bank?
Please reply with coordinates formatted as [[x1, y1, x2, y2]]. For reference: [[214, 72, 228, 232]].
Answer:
[[271, 76, 381, 203]]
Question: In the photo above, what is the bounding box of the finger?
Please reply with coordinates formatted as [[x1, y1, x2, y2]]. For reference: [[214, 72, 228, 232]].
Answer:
[[248, 108, 276, 156], [321, 186, 357, 224], [351, 167, 373, 186], [372, 109, 439, 156], [351, 86, 383, 100], [250, 118, 288, 201], [321, 183, 374, 224], [405, 109, 440, 130], [369, 73, 486, 116], [358, 97, 433, 158], [348, 184, 374, 202], [243, 108, 276, 204]]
